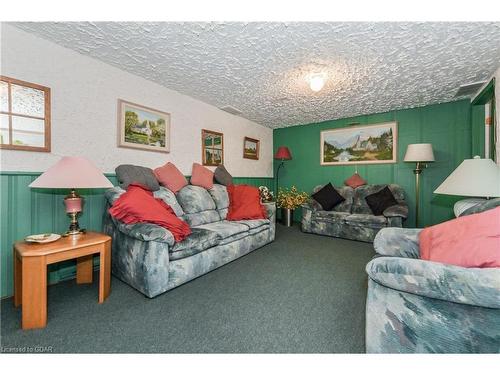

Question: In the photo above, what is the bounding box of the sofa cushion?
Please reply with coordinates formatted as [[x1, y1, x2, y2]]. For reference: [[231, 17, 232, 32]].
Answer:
[[344, 172, 367, 188], [311, 182, 345, 211], [234, 218, 270, 230], [314, 211, 350, 223], [365, 186, 398, 216], [154, 162, 188, 193], [310, 185, 353, 213], [352, 184, 403, 214], [208, 184, 229, 219], [176, 185, 216, 214], [419, 206, 500, 268], [190, 163, 214, 190], [226, 184, 267, 221], [115, 164, 160, 191], [218, 224, 269, 246], [195, 220, 249, 239], [182, 210, 221, 227], [169, 228, 221, 261], [345, 213, 388, 227], [214, 164, 233, 186], [154, 187, 185, 217]]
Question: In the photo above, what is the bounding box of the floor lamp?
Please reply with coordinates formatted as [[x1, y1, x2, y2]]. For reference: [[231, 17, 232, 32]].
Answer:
[[404, 144, 435, 227], [274, 146, 292, 196]]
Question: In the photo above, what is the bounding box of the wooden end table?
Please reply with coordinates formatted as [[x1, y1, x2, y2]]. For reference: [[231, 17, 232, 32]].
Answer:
[[13, 231, 111, 330]]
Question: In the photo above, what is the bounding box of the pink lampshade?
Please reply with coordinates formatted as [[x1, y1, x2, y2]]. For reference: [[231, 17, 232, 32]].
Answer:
[[29, 156, 113, 189], [274, 146, 292, 160]]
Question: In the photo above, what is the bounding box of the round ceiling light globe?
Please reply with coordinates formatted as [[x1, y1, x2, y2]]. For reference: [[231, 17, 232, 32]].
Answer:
[[309, 74, 325, 92]]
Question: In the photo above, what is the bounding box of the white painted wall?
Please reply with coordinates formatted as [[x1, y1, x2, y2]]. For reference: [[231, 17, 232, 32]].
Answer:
[[0, 24, 273, 176]]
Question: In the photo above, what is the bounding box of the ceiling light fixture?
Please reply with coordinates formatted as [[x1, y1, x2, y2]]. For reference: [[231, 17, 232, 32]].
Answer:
[[307, 73, 327, 92]]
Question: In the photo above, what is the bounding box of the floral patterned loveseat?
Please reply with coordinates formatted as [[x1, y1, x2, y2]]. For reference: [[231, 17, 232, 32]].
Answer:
[[301, 184, 408, 243], [365, 198, 500, 353], [103, 184, 276, 298]]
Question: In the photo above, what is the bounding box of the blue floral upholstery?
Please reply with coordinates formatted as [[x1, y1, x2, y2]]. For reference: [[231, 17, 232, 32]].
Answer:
[[366, 212, 500, 353], [182, 210, 221, 227], [208, 184, 230, 220], [169, 228, 221, 261], [176, 185, 216, 213], [103, 184, 276, 298], [302, 184, 407, 242]]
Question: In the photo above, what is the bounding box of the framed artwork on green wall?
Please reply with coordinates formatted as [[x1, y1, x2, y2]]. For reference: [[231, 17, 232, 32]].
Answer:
[[320, 122, 398, 165]]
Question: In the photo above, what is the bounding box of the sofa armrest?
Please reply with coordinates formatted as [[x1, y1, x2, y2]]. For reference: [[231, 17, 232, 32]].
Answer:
[[110, 216, 175, 246], [383, 202, 408, 219], [373, 227, 422, 258], [263, 202, 276, 222], [366, 256, 500, 309], [301, 202, 317, 212]]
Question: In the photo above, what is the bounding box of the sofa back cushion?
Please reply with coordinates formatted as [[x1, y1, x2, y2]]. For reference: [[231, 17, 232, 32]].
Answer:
[[115, 164, 160, 191], [352, 184, 404, 214], [208, 184, 230, 220], [154, 162, 188, 193], [177, 185, 219, 226], [311, 184, 353, 213]]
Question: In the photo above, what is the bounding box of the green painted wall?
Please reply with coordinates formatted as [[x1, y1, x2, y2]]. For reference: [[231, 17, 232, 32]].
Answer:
[[471, 104, 486, 157], [273, 99, 474, 228], [0, 172, 273, 298]]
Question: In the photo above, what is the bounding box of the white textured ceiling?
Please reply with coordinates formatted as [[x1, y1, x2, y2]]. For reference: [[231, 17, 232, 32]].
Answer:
[[11, 22, 500, 128]]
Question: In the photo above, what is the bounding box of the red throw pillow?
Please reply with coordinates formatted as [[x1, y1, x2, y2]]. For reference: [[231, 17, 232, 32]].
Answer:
[[154, 162, 188, 193], [419, 207, 500, 268], [226, 184, 267, 221], [344, 173, 367, 188], [109, 184, 191, 242], [190, 163, 214, 190]]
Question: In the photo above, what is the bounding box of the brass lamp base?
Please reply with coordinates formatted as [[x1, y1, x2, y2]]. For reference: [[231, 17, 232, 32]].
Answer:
[[63, 211, 86, 236], [63, 190, 86, 236]]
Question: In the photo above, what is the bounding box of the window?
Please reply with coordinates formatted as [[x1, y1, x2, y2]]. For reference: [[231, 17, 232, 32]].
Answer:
[[0, 76, 51, 152]]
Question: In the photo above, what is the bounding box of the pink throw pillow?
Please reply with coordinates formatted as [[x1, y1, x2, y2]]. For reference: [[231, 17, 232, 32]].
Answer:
[[190, 163, 214, 189], [344, 173, 367, 188], [154, 162, 188, 193], [419, 207, 500, 268]]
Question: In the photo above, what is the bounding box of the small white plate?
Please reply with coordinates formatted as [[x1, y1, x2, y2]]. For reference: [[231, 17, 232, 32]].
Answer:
[[25, 233, 61, 244]]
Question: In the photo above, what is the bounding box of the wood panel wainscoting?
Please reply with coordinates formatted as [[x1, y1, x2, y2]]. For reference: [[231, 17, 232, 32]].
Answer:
[[0, 172, 274, 299]]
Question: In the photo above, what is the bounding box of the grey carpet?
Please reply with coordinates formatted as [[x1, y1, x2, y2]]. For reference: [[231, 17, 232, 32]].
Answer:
[[1, 225, 374, 353]]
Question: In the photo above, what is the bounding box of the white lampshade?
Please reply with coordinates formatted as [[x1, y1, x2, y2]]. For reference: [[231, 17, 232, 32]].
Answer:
[[434, 157, 500, 197], [404, 143, 435, 162]]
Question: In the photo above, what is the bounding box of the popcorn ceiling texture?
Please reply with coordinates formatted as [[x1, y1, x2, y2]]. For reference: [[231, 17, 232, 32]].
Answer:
[[10, 22, 500, 128]]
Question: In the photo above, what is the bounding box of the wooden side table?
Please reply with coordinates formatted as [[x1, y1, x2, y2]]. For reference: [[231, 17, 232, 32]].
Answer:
[[13, 231, 111, 330]]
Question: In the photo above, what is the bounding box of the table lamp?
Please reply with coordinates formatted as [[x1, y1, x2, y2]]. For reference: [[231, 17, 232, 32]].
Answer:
[[29, 156, 113, 236], [404, 143, 435, 227], [274, 146, 292, 195], [434, 156, 500, 216]]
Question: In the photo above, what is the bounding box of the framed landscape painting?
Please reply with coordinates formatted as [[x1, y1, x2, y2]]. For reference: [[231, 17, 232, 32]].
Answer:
[[320, 122, 397, 165], [118, 99, 170, 153], [243, 137, 259, 160], [202, 129, 224, 166]]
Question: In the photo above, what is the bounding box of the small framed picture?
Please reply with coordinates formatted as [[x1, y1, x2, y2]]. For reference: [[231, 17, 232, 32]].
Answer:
[[243, 137, 259, 160], [202, 129, 224, 166], [117, 99, 170, 153]]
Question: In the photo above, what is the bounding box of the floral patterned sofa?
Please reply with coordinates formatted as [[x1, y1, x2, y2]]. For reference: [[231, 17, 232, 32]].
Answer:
[[301, 184, 408, 242], [103, 184, 276, 298], [365, 198, 500, 353]]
